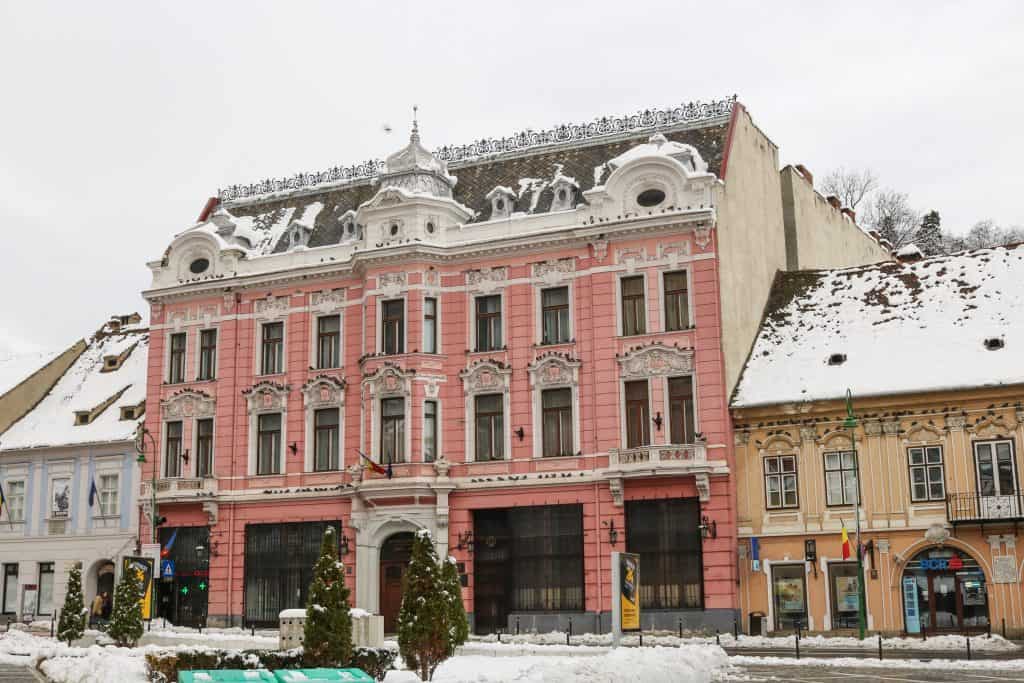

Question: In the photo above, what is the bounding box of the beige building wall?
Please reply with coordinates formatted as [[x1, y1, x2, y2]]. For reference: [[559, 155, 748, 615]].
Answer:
[[781, 165, 891, 270], [715, 107, 788, 394], [732, 387, 1024, 636], [0, 340, 85, 435]]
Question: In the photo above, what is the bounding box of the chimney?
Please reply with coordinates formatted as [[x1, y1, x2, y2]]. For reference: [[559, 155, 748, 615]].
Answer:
[[841, 208, 857, 223], [197, 196, 220, 223], [826, 195, 841, 210], [795, 164, 814, 186]]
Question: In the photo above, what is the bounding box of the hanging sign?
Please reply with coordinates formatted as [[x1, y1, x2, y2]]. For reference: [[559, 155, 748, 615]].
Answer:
[[123, 556, 155, 620]]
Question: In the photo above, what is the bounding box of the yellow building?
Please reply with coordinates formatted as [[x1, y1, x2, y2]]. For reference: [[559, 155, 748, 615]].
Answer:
[[730, 245, 1024, 637]]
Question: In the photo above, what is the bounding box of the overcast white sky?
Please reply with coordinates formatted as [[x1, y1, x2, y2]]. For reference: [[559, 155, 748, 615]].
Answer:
[[1, 1, 1021, 354]]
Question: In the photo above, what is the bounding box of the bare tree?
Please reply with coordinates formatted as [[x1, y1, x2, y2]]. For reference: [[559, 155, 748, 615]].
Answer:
[[863, 189, 920, 250], [946, 219, 1024, 252], [819, 167, 878, 211]]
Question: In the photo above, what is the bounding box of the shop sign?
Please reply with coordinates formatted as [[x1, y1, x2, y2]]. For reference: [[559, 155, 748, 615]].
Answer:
[[123, 556, 155, 620], [919, 556, 963, 571]]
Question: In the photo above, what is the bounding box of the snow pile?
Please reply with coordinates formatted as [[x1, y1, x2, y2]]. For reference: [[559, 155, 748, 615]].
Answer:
[[393, 645, 728, 682], [733, 244, 1024, 407], [604, 133, 710, 176], [729, 654, 1024, 671], [0, 348, 61, 397], [0, 329, 149, 450], [41, 649, 148, 683]]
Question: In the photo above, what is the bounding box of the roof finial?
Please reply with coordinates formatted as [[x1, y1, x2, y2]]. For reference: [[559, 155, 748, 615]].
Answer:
[[411, 105, 420, 143]]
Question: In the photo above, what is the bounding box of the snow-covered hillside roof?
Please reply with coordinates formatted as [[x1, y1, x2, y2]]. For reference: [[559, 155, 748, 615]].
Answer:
[[732, 244, 1024, 408], [0, 323, 148, 450], [0, 349, 62, 397]]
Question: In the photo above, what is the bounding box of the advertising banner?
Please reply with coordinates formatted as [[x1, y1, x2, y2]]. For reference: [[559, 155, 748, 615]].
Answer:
[[123, 556, 155, 620], [619, 552, 640, 632]]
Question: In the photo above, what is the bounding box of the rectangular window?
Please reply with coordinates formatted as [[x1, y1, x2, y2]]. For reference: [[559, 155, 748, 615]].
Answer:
[[475, 295, 502, 352], [772, 564, 808, 630], [474, 394, 504, 461], [423, 400, 437, 463], [380, 398, 405, 464], [165, 421, 183, 478], [37, 563, 54, 616], [663, 271, 690, 331], [764, 455, 799, 509], [620, 276, 646, 336], [98, 474, 119, 517], [668, 376, 695, 444], [381, 299, 405, 355], [5, 481, 24, 522], [541, 388, 573, 457], [2, 564, 17, 614], [626, 498, 703, 609], [423, 298, 437, 354], [975, 440, 1017, 497], [257, 413, 282, 475], [624, 380, 650, 448], [316, 315, 341, 369], [541, 287, 570, 345], [313, 408, 340, 471], [198, 329, 217, 380], [908, 446, 945, 502], [824, 451, 859, 506], [261, 322, 284, 375], [168, 332, 187, 383], [196, 418, 214, 478], [829, 562, 860, 629]]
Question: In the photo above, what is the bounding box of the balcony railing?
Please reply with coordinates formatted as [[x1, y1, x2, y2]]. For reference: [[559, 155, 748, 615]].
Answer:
[[947, 491, 1024, 525], [609, 443, 707, 468], [142, 477, 218, 501]]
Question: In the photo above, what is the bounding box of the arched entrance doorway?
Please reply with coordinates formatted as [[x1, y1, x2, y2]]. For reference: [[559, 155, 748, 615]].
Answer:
[[96, 561, 115, 601], [379, 532, 414, 633], [901, 546, 989, 633]]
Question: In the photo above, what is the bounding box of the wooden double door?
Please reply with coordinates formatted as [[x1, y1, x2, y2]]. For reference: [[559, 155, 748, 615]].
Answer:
[[379, 533, 414, 633]]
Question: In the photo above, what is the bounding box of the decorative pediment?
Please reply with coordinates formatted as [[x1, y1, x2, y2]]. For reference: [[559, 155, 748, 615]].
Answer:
[[528, 354, 581, 388], [301, 375, 346, 409], [377, 272, 408, 297], [364, 364, 414, 398], [760, 434, 798, 454], [617, 343, 694, 379], [819, 430, 854, 450], [253, 295, 289, 320], [243, 381, 290, 413], [531, 258, 575, 286], [310, 288, 345, 313], [903, 423, 944, 444], [466, 266, 507, 294], [366, 188, 406, 209], [969, 415, 1017, 440], [460, 360, 512, 395], [161, 389, 216, 419]]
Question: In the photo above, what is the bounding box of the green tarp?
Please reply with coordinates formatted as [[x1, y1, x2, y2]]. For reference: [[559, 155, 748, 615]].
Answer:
[[178, 671, 276, 683], [274, 670, 375, 682]]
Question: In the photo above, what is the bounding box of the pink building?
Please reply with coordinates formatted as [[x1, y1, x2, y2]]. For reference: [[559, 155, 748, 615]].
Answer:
[[141, 97, 889, 632]]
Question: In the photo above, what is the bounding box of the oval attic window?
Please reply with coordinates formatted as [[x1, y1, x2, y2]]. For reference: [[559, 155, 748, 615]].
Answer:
[[637, 189, 666, 207], [426, 221, 436, 234], [189, 258, 210, 274], [390, 223, 399, 236]]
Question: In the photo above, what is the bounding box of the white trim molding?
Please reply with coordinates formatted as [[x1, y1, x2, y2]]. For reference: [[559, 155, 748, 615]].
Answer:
[[459, 360, 513, 463], [243, 381, 291, 475], [301, 375, 347, 471], [363, 364, 414, 462], [527, 353, 581, 458]]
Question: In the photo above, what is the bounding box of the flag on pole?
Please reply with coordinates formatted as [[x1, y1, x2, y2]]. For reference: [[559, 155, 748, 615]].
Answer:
[[358, 450, 388, 476], [161, 528, 178, 559], [840, 522, 852, 560], [88, 478, 99, 507], [0, 482, 6, 519]]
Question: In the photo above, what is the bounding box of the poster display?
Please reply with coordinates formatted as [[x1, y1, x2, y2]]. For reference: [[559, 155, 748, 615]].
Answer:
[[835, 575, 859, 612], [619, 553, 640, 632], [51, 478, 71, 518], [903, 576, 921, 634], [774, 577, 804, 612], [123, 556, 155, 620]]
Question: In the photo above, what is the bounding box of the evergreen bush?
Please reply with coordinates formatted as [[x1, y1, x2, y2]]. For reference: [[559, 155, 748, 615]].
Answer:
[[302, 526, 354, 667], [108, 562, 144, 647], [396, 529, 453, 680], [439, 556, 468, 656], [56, 563, 86, 644]]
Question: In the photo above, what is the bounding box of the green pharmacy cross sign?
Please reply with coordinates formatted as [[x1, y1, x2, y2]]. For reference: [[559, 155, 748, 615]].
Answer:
[[180, 585, 189, 596]]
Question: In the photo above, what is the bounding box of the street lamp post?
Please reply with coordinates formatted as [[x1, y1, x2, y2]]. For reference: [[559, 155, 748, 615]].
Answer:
[[843, 389, 868, 640], [135, 425, 159, 544]]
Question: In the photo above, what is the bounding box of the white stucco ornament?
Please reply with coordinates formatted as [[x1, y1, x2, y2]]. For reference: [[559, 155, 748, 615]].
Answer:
[[924, 524, 950, 546]]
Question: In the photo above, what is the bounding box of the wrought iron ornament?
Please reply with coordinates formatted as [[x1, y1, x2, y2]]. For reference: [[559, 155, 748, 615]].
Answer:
[[217, 96, 737, 203]]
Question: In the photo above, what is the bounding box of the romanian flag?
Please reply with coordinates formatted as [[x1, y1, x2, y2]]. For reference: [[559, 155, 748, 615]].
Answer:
[[358, 450, 388, 476], [841, 522, 852, 560]]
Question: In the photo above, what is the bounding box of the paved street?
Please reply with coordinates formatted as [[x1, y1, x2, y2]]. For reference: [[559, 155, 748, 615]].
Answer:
[[0, 664, 38, 682], [724, 662, 1024, 682]]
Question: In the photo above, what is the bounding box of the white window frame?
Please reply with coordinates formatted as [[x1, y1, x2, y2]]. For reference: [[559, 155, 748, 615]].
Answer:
[[535, 283, 574, 346], [422, 398, 441, 463], [162, 419, 186, 479], [311, 312, 344, 370], [4, 479, 25, 522], [302, 378, 346, 472], [257, 320, 287, 376], [195, 326, 220, 381], [166, 330, 189, 384], [422, 295, 441, 354], [470, 392, 508, 462], [658, 268, 694, 332], [377, 296, 408, 355], [97, 472, 120, 517], [619, 377, 654, 449], [193, 416, 216, 478], [616, 272, 648, 337], [245, 384, 290, 476], [908, 445, 945, 502], [764, 454, 799, 510], [528, 356, 581, 459], [460, 362, 513, 463], [662, 374, 699, 445], [470, 292, 505, 352], [377, 396, 410, 464]]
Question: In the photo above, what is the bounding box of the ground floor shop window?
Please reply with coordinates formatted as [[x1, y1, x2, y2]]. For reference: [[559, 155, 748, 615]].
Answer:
[[243, 520, 341, 627], [829, 562, 859, 629], [157, 526, 210, 628], [2, 564, 18, 614], [472, 504, 584, 634], [37, 563, 54, 616], [771, 564, 808, 630], [625, 498, 703, 609], [901, 547, 988, 633]]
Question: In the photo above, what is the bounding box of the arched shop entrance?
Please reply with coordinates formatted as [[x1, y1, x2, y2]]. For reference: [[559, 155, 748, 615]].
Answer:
[[95, 562, 115, 600], [901, 546, 989, 633], [379, 533, 414, 634]]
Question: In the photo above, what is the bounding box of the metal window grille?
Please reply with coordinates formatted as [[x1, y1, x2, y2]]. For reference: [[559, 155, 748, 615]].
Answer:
[[625, 498, 704, 609]]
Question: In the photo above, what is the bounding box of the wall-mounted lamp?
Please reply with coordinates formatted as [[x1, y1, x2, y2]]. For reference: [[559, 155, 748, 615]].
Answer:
[[289, 442, 298, 454], [339, 532, 350, 557], [456, 530, 474, 553], [602, 520, 619, 547], [700, 515, 717, 539], [652, 412, 663, 431], [180, 449, 190, 466], [514, 427, 525, 441]]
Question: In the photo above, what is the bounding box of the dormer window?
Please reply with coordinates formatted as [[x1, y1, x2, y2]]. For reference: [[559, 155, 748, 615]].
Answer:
[[426, 220, 436, 235], [984, 337, 1004, 351], [340, 211, 357, 241], [103, 356, 120, 371], [120, 402, 146, 421], [389, 223, 399, 237], [189, 258, 210, 274], [74, 412, 91, 426], [827, 353, 847, 366], [549, 176, 578, 212], [485, 186, 516, 220], [637, 188, 666, 207]]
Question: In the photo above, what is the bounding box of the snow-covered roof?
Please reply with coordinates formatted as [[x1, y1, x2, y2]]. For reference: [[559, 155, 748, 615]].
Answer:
[[0, 349, 62, 397], [0, 324, 148, 451], [732, 244, 1024, 408]]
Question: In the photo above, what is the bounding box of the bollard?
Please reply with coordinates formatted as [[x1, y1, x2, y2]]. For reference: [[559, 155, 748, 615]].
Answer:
[[987, 621, 992, 639], [878, 634, 883, 661], [516, 616, 520, 636], [639, 632, 644, 647], [966, 636, 972, 661], [148, 619, 152, 632], [497, 628, 501, 644], [733, 618, 739, 640], [1003, 618, 1007, 640], [716, 628, 720, 646], [922, 624, 927, 641], [51, 611, 56, 638], [795, 633, 800, 660], [678, 618, 683, 639], [251, 625, 255, 637]]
